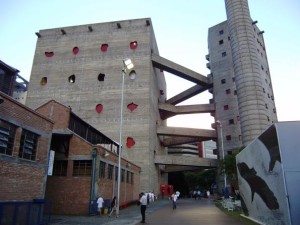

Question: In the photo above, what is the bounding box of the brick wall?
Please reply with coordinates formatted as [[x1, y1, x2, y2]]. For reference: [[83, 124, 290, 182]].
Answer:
[[0, 92, 53, 201]]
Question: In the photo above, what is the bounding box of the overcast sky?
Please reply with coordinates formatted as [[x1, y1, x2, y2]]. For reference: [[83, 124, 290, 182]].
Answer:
[[1, 0, 299, 129]]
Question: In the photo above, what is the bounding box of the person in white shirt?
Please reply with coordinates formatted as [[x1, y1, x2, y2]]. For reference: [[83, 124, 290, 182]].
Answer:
[[171, 192, 178, 210], [139, 192, 147, 223], [96, 195, 104, 216]]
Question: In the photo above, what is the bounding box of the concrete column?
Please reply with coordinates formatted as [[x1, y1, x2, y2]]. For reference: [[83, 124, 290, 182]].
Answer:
[[225, 0, 268, 145]]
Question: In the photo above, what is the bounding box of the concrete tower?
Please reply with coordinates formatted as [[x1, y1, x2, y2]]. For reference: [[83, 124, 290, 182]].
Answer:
[[26, 18, 167, 192], [208, 0, 277, 154]]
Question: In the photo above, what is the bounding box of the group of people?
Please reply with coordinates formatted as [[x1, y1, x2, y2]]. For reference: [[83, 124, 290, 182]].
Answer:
[[96, 195, 117, 218], [191, 189, 211, 200]]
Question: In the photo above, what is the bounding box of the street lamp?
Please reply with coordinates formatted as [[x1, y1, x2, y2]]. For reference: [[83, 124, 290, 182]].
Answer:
[[117, 58, 135, 216], [89, 147, 98, 215], [216, 120, 227, 188]]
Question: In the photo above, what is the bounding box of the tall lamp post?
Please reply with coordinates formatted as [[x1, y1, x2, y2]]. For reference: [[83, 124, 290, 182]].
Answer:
[[216, 120, 227, 188], [117, 59, 135, 216]]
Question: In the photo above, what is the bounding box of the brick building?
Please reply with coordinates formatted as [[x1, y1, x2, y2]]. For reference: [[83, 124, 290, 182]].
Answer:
[[36, 100, 141, 215], [0, 92, 53, 201]]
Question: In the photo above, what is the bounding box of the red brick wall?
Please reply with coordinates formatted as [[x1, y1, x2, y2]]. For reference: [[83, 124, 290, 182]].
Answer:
[[35, 100, 71, 130], [0, 92, 53, 201]]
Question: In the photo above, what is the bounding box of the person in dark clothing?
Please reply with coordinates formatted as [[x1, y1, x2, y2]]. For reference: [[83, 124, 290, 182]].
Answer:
[[139, 192, 147, 223]]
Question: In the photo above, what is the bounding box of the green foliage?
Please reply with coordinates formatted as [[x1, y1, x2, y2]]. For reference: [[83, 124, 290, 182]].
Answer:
[[184, 169, 217, 190]]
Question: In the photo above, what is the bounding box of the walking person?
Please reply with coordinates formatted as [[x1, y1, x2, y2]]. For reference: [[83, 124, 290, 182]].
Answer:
[[139, 192, 147, 223], [109, 196, 118, 218], [96, 194, 104, 216], [171, 192, 177, 210]]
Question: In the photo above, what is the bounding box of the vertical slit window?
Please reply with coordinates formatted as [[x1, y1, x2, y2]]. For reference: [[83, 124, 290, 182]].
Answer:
[[100, 161, 106, 178], [0, 120, 17, 156], [53, 160, 68, 176], [19, 129, 38, 161]]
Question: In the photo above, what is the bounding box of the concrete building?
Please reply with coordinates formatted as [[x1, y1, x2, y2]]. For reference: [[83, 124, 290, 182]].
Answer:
[[25, 0, 278, 194], [0, 60, 28, 105], [208, 0, 277, 155], [26, 18, 217, 194]]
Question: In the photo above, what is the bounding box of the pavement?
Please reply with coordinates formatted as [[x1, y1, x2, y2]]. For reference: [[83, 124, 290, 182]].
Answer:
[[49, 198, 247, 225]]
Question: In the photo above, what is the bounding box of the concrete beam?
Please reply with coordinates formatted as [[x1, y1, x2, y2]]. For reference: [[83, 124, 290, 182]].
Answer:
[[163, 165, 200, 173], [155, 155, 218, 168], [162, 137, 209, 147], [166, 84, 212, 105], [159, 103, 215, 120], [157, 126, 217, 138], [152, 54, 212, 86]]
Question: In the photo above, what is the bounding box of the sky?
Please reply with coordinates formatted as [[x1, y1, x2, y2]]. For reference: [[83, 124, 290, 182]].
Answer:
[[1, 0, 300, 129]]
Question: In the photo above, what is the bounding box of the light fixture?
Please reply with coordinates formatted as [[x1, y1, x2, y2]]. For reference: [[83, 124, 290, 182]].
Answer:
[[117, 58, 135, 216], [123, 58, 134, 70]]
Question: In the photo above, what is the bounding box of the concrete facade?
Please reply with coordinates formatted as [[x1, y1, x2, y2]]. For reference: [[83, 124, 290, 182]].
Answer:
[[208, 0, 277, 154], [26, 19, 167, 193]]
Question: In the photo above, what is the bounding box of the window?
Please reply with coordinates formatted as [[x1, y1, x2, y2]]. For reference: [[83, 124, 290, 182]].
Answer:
[[229, 119, 234, 124], [222, 52, 227, 57], [0, 120, 16, 156], [121, 169, 125, 182], [73, 160, 92, 176], [100, 161, 106, 178], [19, 129, 38, 161], [219, 30, 224, 35], [127, 171, 130, 183], [98, 73, 105, 81], [224, 105, 229, 110], [108, 164, 113, 180], [219, 40, 224, 45], [226, 135, 231, 141], [53, 160, 68, 176], [115, 167, 118, 181], [234, 90, 237, 95], [68, 74, 75, 83], [226, 89, 231, 95], [131, 172, 134, 184]]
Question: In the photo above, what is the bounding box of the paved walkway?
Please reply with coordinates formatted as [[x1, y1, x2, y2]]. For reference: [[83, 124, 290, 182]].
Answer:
[[49, 198, 246, 225]]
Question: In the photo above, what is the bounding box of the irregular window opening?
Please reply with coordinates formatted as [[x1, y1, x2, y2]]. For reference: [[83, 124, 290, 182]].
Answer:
[[225, 89, 231, 94], [229, 119, 234, 124], [101, 44, 109, 52], [219, 40, 224, 45], [224, 105, 229, 110], [160, 90, 164, 95], [68, 75, 75, 83], [127, 103, 138, 112], [221, 79, 226, 84], [98, 73, 105, 81], [45, 52, 54, 57], [130, 41, 138, 49], [126, 137, 135, 148], [40, 77, 47, 85], [226, 135, 231, 141], [73, 47, 79, 55], [96, 104, 103, 113], [129, 70, 136, 80]]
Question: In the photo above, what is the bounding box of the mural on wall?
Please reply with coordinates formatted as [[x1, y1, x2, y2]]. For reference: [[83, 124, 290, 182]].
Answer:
[[237, 162, 279, 210], [236, 125, 290, 225]]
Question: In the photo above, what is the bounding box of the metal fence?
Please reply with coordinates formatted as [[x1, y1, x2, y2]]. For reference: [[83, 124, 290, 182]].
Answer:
[[0, 199, 51, 225]]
